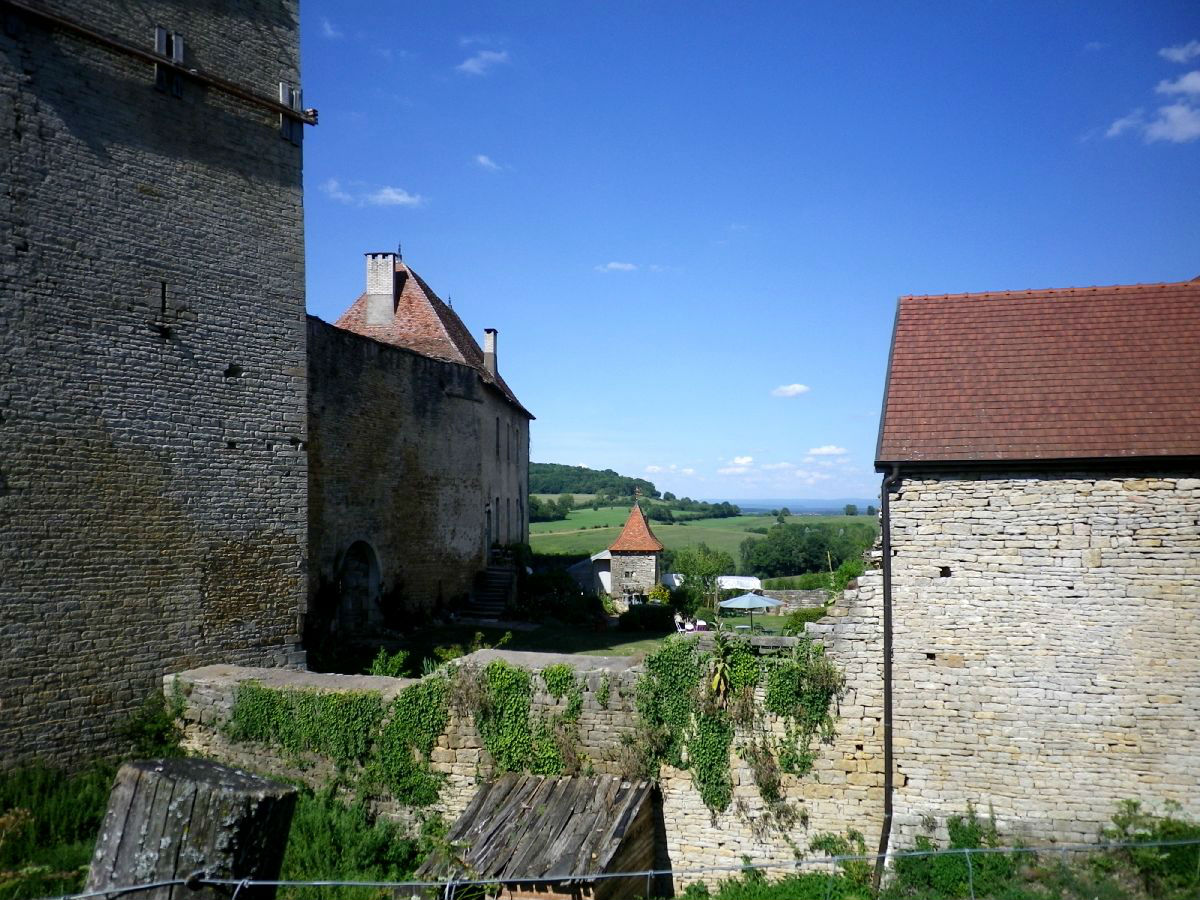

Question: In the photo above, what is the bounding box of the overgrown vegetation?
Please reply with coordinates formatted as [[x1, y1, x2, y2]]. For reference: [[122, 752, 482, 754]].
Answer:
[[226, 677, 448, 806], [630, 634, 845, 814]]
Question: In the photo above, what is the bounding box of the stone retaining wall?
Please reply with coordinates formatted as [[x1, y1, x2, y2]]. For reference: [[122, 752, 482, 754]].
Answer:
[[172, 604, 885, 891]]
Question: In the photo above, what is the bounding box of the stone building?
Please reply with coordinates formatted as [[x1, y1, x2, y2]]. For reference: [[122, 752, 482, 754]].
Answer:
[[0, 1, 310, 764], [608, 504, 664, 603], [306, 252, 532, 632], [874, 279, 1200, 850]]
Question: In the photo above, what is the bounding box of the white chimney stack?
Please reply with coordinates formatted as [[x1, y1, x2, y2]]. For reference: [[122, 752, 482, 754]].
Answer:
[[483, 328, 498, 376], [364, 252, 396, 325]]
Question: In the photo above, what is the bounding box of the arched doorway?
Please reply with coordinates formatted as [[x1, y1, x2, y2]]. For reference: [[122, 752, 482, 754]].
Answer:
[[337, 540, 382, 632]]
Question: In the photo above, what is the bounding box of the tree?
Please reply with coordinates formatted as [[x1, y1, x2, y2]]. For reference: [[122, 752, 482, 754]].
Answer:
[[866, 504, 878, 517], [663, 491, 676, 501], [780, 506, 791, 517], [672, 543, 735, 605], [843, 504, 858, 516]]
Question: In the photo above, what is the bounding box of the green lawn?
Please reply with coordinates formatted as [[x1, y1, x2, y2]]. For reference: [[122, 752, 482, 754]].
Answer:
[[531, 508, 877, 559]]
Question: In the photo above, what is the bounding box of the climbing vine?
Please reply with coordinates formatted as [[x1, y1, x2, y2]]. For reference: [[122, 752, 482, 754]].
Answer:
[[228, 682, 385, 766], [631, 634, 845, 814], [227, 677, 448, 807]]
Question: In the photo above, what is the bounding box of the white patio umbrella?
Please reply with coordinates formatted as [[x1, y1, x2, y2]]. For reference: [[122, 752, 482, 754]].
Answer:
[[717, 592, 782, 631]]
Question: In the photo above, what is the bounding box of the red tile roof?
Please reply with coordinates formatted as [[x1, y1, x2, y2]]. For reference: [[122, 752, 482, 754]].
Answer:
[[334, 260, 531, 417], [877, 279, 1200, 464], [609, 504, 664, 553]]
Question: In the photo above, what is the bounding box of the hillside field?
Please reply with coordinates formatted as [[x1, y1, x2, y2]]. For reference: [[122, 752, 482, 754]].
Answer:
[[530, 507, 878, 560]]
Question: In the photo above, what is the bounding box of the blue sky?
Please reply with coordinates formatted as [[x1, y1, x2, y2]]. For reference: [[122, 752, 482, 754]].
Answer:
[[300, 2, 1200, 501]]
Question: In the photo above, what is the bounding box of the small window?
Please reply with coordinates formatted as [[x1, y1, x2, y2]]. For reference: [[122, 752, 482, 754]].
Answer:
[[495, 417, 500, 458], [939, 566, 952, 578], [279, 82, 304, 145], [154, 27, 184, 97]]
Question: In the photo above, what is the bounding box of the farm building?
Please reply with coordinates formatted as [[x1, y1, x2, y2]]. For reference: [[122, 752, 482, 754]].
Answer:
[[418, 773, 664, 899], [873, 277, 1200, 848]]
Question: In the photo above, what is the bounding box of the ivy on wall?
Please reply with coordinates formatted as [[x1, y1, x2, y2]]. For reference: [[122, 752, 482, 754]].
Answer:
[[223, 635, 844, 818], [632, 634, 846, 814], [226, 678, 448, 807]]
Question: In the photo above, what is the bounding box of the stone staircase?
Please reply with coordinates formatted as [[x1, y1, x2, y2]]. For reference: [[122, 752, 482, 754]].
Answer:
[[458, 554, 516, 622]]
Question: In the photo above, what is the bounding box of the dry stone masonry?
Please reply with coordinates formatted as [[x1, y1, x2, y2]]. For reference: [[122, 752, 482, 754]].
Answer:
[[887, 471, 1200, 847]]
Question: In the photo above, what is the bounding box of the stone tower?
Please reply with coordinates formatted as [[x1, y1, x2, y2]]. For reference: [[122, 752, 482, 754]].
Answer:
[[0, 1, 310, 765], [608, 503, 664, 603]]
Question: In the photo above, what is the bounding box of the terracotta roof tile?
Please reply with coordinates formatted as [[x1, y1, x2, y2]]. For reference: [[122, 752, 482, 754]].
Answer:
[[609, 504, 665, 553], [877, 280, 1200, 463], [333, 260, 531, 417]]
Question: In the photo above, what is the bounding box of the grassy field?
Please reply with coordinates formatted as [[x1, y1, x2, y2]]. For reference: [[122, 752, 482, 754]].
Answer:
[[531, 507, 877, 559]]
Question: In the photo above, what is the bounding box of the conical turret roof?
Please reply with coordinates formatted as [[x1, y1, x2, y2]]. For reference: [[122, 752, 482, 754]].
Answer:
[[608, 503, 664, 553]]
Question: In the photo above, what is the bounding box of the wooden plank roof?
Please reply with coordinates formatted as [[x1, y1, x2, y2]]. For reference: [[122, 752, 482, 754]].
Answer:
[[876, 278, 1200, 465], [418, 774, 654, 884]]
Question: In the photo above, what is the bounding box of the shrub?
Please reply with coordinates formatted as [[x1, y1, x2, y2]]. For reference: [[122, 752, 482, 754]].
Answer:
[[1105, 799, 1200, 897], [618, 603, 676, 632], [762, 572, 831, 591], [367, 647, 410, 678], [781, 606, 827, 636]]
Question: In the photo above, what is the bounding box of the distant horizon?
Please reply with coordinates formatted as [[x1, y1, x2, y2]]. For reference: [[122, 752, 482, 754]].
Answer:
[[702, 497, 878, 511]]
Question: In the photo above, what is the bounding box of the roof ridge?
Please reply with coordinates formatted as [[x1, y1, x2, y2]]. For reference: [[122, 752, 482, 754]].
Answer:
[[899, 279, 1200, 302], [609, 502, 664, 553], [400, 264, 472, 364]]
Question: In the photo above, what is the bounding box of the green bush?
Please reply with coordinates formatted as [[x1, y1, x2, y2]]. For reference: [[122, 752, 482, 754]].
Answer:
[[367, 647, 410, 678], [781, 606, 828, 636], [280, 786, 424, 900], [1105, 799, 1200, 897], [618, 603, 676, 632], [882, 805, 1028, 899], [0, 765, 114, 900]]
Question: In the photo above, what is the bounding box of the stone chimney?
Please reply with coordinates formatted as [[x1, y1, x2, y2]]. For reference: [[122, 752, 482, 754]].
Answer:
[[483, 328, 498, 377], [364, 252, 396, 326]]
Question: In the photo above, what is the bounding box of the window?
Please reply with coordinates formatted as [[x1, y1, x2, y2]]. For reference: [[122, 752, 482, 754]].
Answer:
[[279, 83, 304, 145], [495, 417, 500, 458], [154, 26, 184, 97]]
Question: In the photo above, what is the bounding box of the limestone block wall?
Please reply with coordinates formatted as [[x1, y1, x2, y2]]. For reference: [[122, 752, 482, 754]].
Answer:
[[1, 0, 307, 766], [888, 470, 1200, 847], [765, 589, 829, 613], [172, 604, 884, 889]]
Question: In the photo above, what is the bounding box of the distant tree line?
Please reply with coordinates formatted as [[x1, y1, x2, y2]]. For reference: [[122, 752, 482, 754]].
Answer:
[[740, 520, 877, 578], [643, 497, 740, 522], [529, 463, 659, 499], [529, 494, 575, 522]]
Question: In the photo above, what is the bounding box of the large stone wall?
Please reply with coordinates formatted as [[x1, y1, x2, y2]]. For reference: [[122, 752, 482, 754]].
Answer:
[[172, 604, 885, 891], [306, 318, 529, 628], [888, 470, 1200, 846], [1, 0, 307, 765]]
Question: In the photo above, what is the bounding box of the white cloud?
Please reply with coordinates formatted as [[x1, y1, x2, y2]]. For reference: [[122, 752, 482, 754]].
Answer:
[[681, 468, 695, 476], [731, 455, 753, 466], [771, 383, 811, 397], [594, 261, 637, 272], [808, 445, 848, 456], [365, 186, 424, 207], [645, 465, 665, 473], [320, 17, 343, 38], [1157, 71, 1200, 96], [1160, 40, 1200, 64], [475, 154, 502, 171], [1084, 41, 1107, 52], [1144, 102, 1200, 142], [717, 466, 750, 475], [320, 178, 354, 203], [457, 49, 510, 76], [1106, 109, 1145, 137], [760, 462, 794, 470]]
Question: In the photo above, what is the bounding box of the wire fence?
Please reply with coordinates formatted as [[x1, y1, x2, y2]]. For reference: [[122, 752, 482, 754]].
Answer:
[[53, 835, 1200, 900]]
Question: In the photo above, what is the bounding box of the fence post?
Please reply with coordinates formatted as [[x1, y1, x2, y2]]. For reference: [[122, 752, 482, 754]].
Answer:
[[964, 847, 975, 900], [86, 759, 297, 900]]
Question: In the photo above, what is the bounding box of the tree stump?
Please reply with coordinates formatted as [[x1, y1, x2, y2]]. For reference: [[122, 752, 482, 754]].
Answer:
[[86, 759, 297, 900]]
